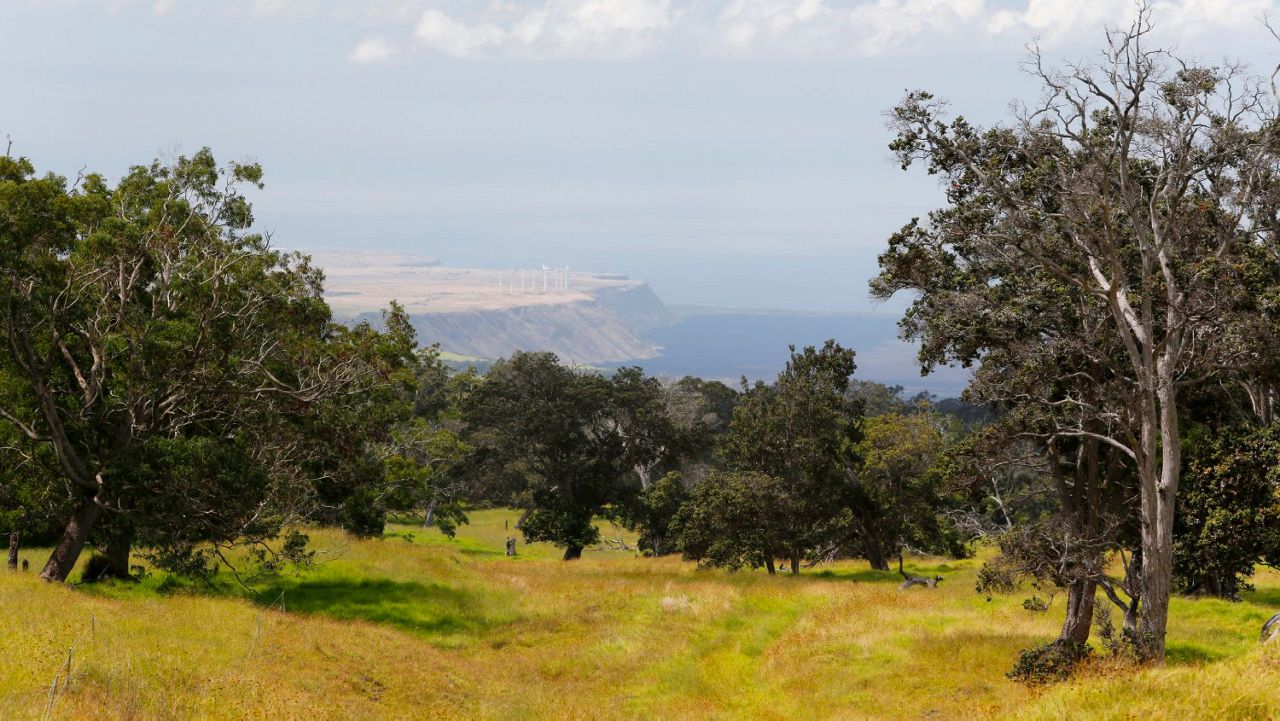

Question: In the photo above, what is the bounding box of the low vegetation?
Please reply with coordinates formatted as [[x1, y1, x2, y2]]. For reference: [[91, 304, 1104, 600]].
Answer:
[[2, 509, 1278, 720]]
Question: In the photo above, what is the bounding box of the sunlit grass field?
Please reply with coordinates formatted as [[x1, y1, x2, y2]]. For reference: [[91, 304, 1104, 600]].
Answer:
[[2, 509, 1279, 719]]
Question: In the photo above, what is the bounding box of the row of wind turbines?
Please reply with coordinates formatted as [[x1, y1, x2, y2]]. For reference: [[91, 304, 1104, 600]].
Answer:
[[497, 266, 571, 295]]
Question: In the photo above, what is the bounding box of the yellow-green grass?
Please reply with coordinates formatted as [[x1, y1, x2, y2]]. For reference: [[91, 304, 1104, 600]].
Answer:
[[2, 509, 1279, 719]]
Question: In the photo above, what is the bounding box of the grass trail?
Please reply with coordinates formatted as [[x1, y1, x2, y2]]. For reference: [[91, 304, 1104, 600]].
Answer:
[[1, 509, 1278, 719]]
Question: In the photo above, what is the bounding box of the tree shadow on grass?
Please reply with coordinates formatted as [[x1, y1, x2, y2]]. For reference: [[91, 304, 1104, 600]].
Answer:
[[253, 577, 514, 640], [456, 546, 505, 557], [383, 529, 505, 557], [807, 565, 961, 584], [1241, 586, 1280, 609], [808, 568, 904, 583], [1164, 642, 1229, 664], [672, 566, 953, 584]]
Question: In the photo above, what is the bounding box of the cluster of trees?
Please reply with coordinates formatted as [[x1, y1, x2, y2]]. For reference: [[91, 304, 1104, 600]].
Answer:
[[449, 340, 967, 579], [0, 148, 466, 584], [0, 147, 978, 588], [873, 6, 1280, 667], [3, 145, 960, 590], [455, 355, 701, 560], [671, 342, 962, 575]]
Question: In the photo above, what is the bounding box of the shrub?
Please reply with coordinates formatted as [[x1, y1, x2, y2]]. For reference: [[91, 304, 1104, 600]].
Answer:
[[1007, 640, 1093, 685]]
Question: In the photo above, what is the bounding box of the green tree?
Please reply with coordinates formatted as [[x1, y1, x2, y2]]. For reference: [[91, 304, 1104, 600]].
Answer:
[[291, 304, 420, 540], [0, 426, 66, 556], [655, 376, 737, 486], [377, 419, 471, 536], [616, 471, 689, 556], [1174, 424, 1280, 598], [608, 367, 694, 490], [671, 471, 799, 574], [718, 340, 863, 574], [847, 380, 909, 417], [844, 411, 962, 567], [411, 345, 453, 420], [0, 149, 413, 581], [461, 353, 676, 559]]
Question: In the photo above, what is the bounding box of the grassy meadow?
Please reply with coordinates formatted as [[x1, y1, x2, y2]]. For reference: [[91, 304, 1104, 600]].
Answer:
[[2, 509, 1280, 719]]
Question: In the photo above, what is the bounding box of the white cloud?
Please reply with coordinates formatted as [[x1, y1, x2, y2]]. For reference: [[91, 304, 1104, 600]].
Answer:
[[96, 0, 427, 21], [83, 0, 1280, 60], [413, 0, 674, 59], [349, 36, 398, 64], [988, 0, 1272, 46], [393, 0, 1280, 59], [415, 9, 509, 57], [248, 0, 311, 16]]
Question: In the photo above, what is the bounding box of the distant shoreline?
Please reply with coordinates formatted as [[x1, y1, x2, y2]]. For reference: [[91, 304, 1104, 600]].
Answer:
[[668, 304, 900, 320]]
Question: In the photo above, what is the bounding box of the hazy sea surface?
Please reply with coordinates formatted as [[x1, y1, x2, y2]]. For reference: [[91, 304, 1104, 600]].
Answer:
[[636, 311, 969, 396]]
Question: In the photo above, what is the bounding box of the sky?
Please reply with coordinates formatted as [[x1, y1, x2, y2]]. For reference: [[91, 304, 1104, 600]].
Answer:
[[4, 0, 1280, 313]]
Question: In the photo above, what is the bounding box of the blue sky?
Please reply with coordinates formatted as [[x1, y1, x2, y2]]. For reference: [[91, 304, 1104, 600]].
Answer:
[[4, 0, 1279, 312]]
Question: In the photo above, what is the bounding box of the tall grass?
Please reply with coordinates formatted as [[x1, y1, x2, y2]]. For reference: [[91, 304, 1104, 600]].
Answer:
[[1, 509, 1276, 719]]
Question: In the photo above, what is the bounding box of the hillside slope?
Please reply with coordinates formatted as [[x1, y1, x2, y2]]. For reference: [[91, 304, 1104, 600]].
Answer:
[[317, 253, 673, 364], [3, 512, 1279, 719], [376, 285, 670, 364]]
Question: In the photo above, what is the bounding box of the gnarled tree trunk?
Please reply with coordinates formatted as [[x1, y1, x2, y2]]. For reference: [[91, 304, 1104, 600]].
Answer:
[[847, 509, 892, 571], [6, 532, 17, 571], [863, 537, 890, 572], [41, 496, 103, 582], [1060, 578, 1097, 645]]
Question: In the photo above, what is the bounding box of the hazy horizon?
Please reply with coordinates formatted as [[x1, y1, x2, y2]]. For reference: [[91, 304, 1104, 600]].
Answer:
[[6, 1, 1280, 317]]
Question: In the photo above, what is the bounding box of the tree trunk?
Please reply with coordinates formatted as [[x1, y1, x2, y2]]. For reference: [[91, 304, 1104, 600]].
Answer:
[[102, 530, 132, 580], [562, 544, 583, 561], [41, 497, 103, 583], [1060, 578, 1097, 645], [1138, 513, 1174, 659], [789, 553, 800, 575], [422, 499, 437, 529], [764, 557, 776, 575], [1243, 379, 1277, 426], [864, 538, 891, 572], [515, 508, 532, 530], [1120, 547, 1142, 638], [1136, 372, 1180, 661], [855, 513, 892, 571], [6, 532, 17, 571]]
